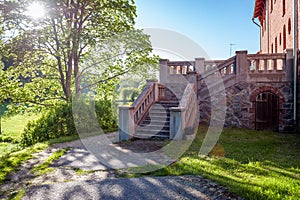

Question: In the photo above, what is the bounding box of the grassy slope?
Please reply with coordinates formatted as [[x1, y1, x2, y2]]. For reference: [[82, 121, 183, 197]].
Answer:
[[1, 113, 41, 141], [125, 127, 300, 200], [0, 113, 41, 155]]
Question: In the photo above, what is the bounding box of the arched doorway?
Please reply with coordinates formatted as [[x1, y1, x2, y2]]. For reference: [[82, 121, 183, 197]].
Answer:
[[255, 92, 279, 131]]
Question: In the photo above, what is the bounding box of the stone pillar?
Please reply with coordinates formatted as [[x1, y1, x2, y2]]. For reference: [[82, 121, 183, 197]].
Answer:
[[285, 49, 294, 82], [235, 51, 248, 82], [195, 58, 205, 74], [170, 107, 185, 140], [187, 72, 198, 94], [154, 81, 159, 102], [159, 59, 169, 84], [118, 106, 134, 141]]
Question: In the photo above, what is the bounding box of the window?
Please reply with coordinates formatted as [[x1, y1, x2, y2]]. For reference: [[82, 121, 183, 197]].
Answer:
[[283, 0, 286, 16], [270, 0, 273, 13], [283, 25, 287, 50], [279, 33, 282, 45], [288, 18, 291, 34], [275, 37, 278, 53], [271, 43, 274, 53]]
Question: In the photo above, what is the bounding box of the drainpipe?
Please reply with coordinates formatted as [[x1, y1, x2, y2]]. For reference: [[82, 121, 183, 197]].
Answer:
[[293, 0, 298, 128], [252, 18, 261, 52]]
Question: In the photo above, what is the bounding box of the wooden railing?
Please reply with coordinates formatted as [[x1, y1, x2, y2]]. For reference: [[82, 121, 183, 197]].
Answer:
[[247, 53, 286, 73], [131, 81, 156, 125]]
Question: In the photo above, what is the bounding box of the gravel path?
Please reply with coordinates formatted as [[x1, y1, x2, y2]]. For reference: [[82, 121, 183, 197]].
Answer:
[[0, 132, 243, 199], [23, 176, 243, 200]]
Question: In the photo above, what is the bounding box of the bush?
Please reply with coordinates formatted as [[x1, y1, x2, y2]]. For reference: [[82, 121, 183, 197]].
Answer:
[[21, 103, 76, 146], [20, 100, 118, 146], [95, 100, 117, 130]]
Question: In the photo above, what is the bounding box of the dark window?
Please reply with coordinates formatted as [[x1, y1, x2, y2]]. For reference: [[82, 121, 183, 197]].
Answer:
[[288, 18, 291, 34], [279, 33, 282, 45], [275, 37, 278, 53], [283, 0, 286, 16], [283, 25, 287, 50], [271, 0, 273, 13], [271, 43, 274, 53]]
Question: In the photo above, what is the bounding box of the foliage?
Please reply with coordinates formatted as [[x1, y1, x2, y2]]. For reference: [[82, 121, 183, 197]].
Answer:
[[0, 143, 48, 184], [0, 142, 16, 155], [95, 100, 118, 130], [120, 127, 300, 200], [0, 113, 41, 143], [20, 103, 76, 146], [0, 0, 158, 109], [21, 100, 117, 146]]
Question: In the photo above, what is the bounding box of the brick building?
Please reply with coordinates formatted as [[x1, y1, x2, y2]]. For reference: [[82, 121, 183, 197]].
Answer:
[[253, 0, 299, 53]]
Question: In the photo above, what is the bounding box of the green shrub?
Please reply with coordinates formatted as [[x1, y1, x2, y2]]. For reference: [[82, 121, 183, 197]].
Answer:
[[95, 100, 117, 130], [20, 100, 117, 146], [21, 103, 76, 146]]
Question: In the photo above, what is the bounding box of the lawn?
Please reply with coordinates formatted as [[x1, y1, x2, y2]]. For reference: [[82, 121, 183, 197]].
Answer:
[[0, 112, 41, 154], [123, 126, 300, 200], [0, 113, 41, 142]]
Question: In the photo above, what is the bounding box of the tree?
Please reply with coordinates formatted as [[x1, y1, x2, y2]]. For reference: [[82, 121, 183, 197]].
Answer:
[[0, 0, 157, 107]]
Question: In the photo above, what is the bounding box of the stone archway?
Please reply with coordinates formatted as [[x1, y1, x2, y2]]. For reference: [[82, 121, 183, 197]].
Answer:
[[255, 92, 279, 131], [249, 86, 285, 131]]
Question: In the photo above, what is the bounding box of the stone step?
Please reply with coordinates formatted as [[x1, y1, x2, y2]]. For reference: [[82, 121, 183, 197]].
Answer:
[[140, 120, 170, 126], [136, 124, 170, 131], [134, 101, 179, 139], [134, 131, 170, 139], [144, 116, 170, 121]]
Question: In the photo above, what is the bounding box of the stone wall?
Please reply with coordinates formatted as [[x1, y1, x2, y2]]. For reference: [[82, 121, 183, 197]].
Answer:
[[198, 80, 295, 132]]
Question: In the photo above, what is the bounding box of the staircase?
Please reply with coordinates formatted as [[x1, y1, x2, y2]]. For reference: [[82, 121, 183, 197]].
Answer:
[[134, 101, 179, 139]]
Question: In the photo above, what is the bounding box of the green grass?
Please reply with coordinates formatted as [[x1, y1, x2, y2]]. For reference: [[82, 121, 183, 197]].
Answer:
[[1, 113, 41, 142], [121, 126, 300, 200], [0, 142, 16, 155], [31, 147, 70, 175], [72, 168, 96, 175], [0, 113, 41, 155], [9, 189, 26, 200], [46, 135, 80, 145], [0, 143, 48, 184]]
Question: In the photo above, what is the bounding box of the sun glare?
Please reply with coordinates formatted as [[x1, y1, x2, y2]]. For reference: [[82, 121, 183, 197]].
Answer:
[[26, 2, 45, 19]]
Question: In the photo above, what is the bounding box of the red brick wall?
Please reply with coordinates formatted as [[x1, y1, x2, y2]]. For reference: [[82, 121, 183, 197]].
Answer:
[[260, 0, 299, 53]]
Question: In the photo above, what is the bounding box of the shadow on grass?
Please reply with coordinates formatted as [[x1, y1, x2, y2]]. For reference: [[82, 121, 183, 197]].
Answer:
[[122, 126, 300, 200]]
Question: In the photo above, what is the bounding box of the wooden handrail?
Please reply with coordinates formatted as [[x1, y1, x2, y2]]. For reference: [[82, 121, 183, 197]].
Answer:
[[131, 81, 156, 125]]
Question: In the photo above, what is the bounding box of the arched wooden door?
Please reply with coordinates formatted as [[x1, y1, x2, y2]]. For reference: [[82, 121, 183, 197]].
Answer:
[[255, 92, 279, 131]]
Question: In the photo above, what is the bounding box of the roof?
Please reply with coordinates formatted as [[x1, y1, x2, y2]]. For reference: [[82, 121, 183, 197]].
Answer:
[[253, 0, 266, 23]]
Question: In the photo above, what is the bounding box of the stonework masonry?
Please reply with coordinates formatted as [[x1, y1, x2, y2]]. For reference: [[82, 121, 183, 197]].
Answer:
[[160, 49, 299, 132]]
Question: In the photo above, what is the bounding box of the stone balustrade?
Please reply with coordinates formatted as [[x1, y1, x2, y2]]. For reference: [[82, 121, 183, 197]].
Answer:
[[160, 49, 294, 85]]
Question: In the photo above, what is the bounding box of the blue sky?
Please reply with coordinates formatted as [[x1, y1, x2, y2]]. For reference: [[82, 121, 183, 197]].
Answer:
[[135, 0, 260, 60]]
